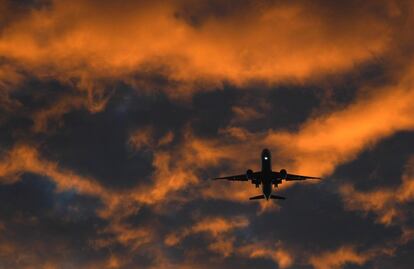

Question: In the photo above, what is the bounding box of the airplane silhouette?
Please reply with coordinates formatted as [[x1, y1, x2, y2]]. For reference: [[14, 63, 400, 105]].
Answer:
[[212, 148, 321, 200]]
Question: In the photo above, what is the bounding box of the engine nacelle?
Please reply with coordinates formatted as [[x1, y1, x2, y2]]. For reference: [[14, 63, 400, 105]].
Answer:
[[246, 169, 253, 180], [280, 169, 287, 179]]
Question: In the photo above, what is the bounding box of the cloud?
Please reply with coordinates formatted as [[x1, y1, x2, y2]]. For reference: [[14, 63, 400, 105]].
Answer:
[[95, 222, 154, 251], [128, 126, 155, 151], [2, 2, 414, 268], [19, 72, 414, 210], [30, 85, 115, 133], [129, 129, 247, 205], [164, 215, 250, 261], [0, 144, 157, 252], [207, 236, 236, 257], [339, 156, 414, 225], [230, 106, 265, 124], [0, 0, 409, 141], [125, 74, 414, 204], [308, 246, 369, 269], [265, 80, 414, 176], [308, 244, 396, 269], [164, 215, 296, 268], [0, 231, 113, 269], [134, 61, 414, 205], [164, 215, 249, 247], [31, 94, 86, 133], [0, 0, 395, 97], [0, 144, 110, 197], [196, 75, 414, 202], [238, 242, 293, 269]]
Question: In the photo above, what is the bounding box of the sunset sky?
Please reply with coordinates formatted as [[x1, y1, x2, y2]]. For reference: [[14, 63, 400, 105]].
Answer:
[[1, 0, 414, 268]]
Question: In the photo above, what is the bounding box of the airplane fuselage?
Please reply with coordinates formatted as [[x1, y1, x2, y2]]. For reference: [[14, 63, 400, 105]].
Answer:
[[261, 148, 274, 200]]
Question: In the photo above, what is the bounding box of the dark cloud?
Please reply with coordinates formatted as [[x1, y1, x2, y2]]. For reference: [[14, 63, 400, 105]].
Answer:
[[334, 132, 414, 190]]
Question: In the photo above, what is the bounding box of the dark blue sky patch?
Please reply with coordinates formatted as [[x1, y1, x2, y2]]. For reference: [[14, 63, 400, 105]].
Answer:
[[333, 131, 414, 190], [251, 183, 401, 251]]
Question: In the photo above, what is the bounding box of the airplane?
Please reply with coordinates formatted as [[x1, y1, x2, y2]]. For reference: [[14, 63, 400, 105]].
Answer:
[[212, 148, 321, 200]]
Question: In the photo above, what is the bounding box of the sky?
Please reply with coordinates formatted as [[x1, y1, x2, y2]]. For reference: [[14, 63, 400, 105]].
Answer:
[[1, 0, 414, 268]]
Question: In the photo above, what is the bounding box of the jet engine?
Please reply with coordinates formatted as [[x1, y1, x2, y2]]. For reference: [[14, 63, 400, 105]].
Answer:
[[246, 169, 253, 179], [246, 169, 260, 187], [280, 169, 287, 179]]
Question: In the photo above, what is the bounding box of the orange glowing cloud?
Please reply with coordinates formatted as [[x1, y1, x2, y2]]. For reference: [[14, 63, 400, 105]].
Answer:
[[0, 144, 158, 251], [1, 2, 414, 268], [164, 215, 248, 247], [129, 129, 250, 205], [339, 156, 414, 225], [238, 242, 293, 269], [307, 244, 395, 269], [265, 84, 414, 176], [128, 126, 155, 151], [231, 106, 265, 124], [207, 236, 236, 257], [0, 0, 394, 96], [0, 144, 108, 197], [116, 59, 414, 210], [196, 81, 414, 201], [308, 246, 368, 269], [126, 76, 414, 205], [134, 61, 414, 206], [32, 94, 86, 133]]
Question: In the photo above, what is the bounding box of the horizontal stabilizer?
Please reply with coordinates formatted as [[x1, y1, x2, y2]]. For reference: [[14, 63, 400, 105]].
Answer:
[[249, 195, 265, 200], [270, 195, 286, 200]]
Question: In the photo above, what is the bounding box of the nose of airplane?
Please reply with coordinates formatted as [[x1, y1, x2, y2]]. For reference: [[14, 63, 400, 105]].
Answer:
[[262, 148, 271, 158]]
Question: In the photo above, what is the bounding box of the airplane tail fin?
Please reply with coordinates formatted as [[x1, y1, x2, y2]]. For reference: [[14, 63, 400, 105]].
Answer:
[[270, 195, 286, 200], [249, 195, 265, 200]]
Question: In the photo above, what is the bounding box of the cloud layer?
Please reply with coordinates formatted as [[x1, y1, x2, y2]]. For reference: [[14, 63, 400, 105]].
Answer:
[[1, 0, 414, 268]]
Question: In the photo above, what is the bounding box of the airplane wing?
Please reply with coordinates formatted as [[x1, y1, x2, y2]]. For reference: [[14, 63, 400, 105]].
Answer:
[[213, 174, 248, 181], [213, 172, 260, 181], [284, 173, 321, 181]]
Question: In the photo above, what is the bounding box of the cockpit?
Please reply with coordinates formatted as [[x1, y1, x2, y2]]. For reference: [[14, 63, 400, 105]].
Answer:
[[261, 148, 271, 160]]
